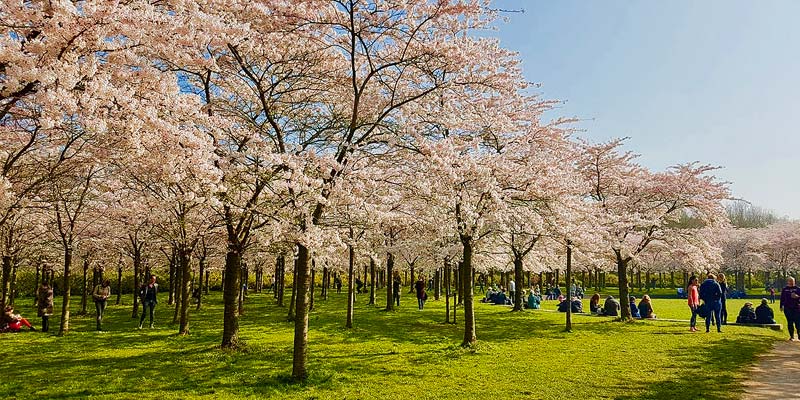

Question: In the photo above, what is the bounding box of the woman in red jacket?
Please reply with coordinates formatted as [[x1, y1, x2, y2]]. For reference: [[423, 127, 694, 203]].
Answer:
[[687, 276, 700, 332]]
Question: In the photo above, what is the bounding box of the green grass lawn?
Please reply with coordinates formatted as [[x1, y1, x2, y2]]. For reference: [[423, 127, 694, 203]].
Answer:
[[0, 289, 787, 400]]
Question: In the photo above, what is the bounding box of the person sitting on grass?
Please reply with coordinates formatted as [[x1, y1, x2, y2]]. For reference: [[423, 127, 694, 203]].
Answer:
[[589, 293, 601, 314], [1, 306, 35, 332], [601, 295, 620, 316], [526, 291, 541, 309], [638, 295, 656, 319], [736, 302, 757, 324], [755, 298, 776, 324], [557, 297, 583, 313], [629, 296, 641, 318]]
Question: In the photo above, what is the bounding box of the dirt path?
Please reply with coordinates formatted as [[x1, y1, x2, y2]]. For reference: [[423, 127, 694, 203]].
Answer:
[[742, 340, 800, 399]]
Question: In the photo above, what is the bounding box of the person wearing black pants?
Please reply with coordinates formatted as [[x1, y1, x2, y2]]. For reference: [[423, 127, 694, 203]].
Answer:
[[717, 274, 728, 325], [392, 271, 401, 307], [138, 275, 159, 329], [699, 273, 723, 333], [780, 277, 800, 341], [93, 279, 111, 331], [37, 280, 54, 332]]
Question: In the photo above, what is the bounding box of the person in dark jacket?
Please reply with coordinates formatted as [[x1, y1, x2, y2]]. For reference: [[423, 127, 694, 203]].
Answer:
[[414, 276, 427, 310], [392, 271, 401, 307], [780, 277, 800, 341], [736, 302, 757, 324], [629, 296, 641, 318], [755, 298, 776, 324], [138, 275, 158, 329], [37, 280, 54, 332], [638, 295, 656, 319], [699, 273, 723, 333], [602, 295, 620, 316], [717, 273, 728, 324]]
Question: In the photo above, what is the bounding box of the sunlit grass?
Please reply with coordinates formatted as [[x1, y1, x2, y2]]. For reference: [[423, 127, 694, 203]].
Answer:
[[0, 288, 785, 399]]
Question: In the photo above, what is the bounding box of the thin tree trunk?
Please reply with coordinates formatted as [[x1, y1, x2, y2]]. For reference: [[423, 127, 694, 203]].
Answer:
[[512, 255, 524, 311], [309, 267, 316, 312], [178, 247, 192, 335], [116, 265, 122, 305], [132, 253, 140, 318], [345, 241, 355, 328], [445, 259, 450, 323], [221, 246, 242, 349], [291, 243, 312, 381], [565, 240, 573, 331], [168, 250, 176, 305], [0, 255, 10, 308], [460, 236, 476, 347], [368, 256, 376, 305], [385, 252, 394, 311], [197, 257, 205, 310], [277, 255, 285, 307], [80, 259, 89, 315], [288, 257, 297, 321], [616, 253, 632, 320], [58, 246, 73, 336]]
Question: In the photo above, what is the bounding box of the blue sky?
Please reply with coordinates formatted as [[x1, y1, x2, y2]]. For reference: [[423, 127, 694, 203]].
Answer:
[[491, 0, 800, 219]]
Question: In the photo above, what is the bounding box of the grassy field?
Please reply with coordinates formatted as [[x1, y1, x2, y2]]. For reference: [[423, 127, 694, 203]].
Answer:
[[0, 288, 788, 400]]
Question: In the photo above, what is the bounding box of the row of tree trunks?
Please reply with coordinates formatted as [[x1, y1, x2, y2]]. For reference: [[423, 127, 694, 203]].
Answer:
[[368, 258, 376, 305]]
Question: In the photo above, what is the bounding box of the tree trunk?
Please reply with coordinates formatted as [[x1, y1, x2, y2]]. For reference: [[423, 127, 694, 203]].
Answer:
[[116, 266, 122, 305], [434, 268, 441, 300], [205, 270, 209, 295], [173, 252, 182, 324], [132, 253, 140, 318], [345, 242, 355, 328], [368, 257, 376, 305], [168, 250, 176, 305], [0, 255, 10, 308], [9, 259, 18, 306], [460, 236, 476, 347], [288, 257, 297, 321], [58, 246, 73, 336], [178, 247, 192, 335], [221, 247, 242, 349], [616, 254, 632, 320], [309, 267, 316, 312], [385, 252, 394, 311], [80, 259, 89, 315], [565, 241, 573, 332], [409, 266, 416, 294], [277, 255, 285, 307], [445, 259, 451, 323], [322, 266, 328, 300], [512, 255, 524, 311], [197, 257, 205, 310], [291, 243, 312, 381]]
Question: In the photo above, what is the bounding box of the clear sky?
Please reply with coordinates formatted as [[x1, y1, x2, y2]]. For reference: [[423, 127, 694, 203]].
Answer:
[[491, 0, 800, 219]]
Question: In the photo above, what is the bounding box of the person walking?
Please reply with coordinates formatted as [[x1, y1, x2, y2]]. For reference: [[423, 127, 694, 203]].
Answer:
[[717, 273, 728, 325], [687, 275, 700, 332], [699, 273, 723, 333], [36, 280, 54, 332], [508, 279, 516, 306], [138, 275, 158, 329], [392, 271, 401, 307], [93, 279, 111, 331], [415, 276, 427, 310], [780, 277, 800, 341]]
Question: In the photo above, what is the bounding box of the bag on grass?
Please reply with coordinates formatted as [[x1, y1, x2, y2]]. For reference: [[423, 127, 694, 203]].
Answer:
[[697, 303, 709, 319]]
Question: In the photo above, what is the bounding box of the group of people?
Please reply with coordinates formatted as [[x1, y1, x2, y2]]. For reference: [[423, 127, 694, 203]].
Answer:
[[588, 293, 656, 319], [736, 298, 776, 325], [686, 273, 728, 333]]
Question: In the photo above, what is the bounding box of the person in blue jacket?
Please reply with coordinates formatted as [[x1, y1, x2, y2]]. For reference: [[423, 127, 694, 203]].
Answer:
[[629, 296, 641, 318], [699, 273, 723, 333]]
